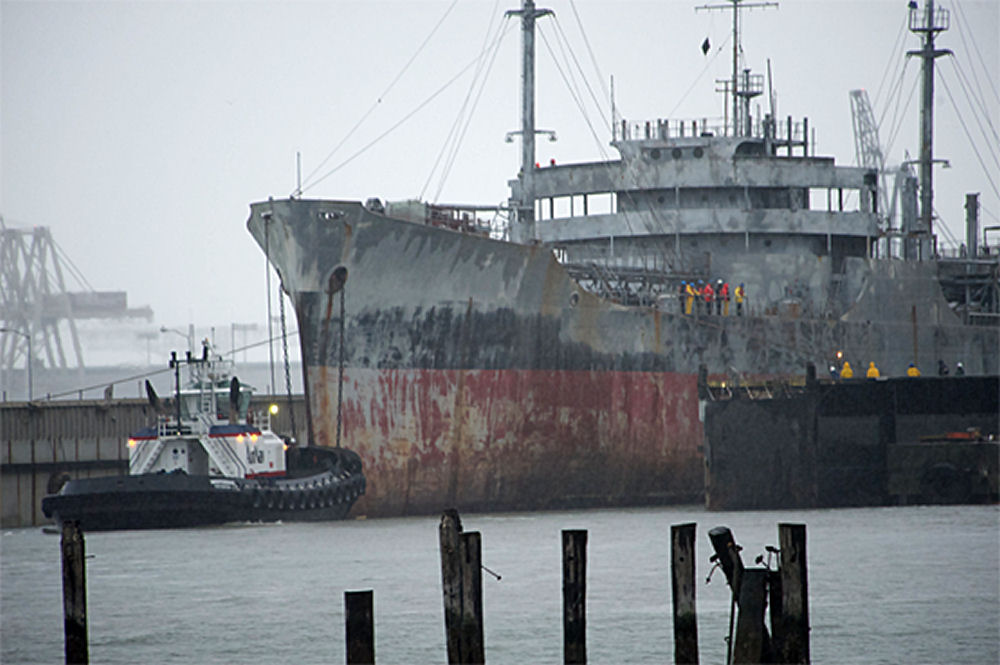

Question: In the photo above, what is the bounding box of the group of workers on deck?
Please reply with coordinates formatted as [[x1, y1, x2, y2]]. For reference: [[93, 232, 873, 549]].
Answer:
[[834, 359, 965, 380], [680, 279, 744, 317]]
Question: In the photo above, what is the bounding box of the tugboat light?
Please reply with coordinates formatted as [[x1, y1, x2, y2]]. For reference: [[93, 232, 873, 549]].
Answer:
[[236, 434, 244, 443], [250, 434, 258, 442], [269, 404, 279, 415], [127, 439, 136, 448]]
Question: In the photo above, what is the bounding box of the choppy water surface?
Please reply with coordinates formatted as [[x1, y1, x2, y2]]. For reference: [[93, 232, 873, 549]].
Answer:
[[2, 505, 998, 664]]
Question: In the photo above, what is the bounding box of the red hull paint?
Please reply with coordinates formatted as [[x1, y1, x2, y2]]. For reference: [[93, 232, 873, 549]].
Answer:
[[307, 367, 704, 516]]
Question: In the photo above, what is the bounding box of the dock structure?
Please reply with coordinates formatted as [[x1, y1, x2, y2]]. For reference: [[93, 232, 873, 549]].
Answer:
[[701, 368, 999, 509]]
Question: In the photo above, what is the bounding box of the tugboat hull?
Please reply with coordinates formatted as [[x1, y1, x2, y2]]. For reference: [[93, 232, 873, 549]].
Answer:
[[42, 448, 366, 532]]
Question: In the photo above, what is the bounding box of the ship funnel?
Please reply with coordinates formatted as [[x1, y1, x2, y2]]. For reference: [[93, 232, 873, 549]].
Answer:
[[229, 376, 241, 423], [145, 380, 162, 413]]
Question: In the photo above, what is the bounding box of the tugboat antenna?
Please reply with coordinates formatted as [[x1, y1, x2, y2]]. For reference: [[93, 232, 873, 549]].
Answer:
[[696, 0, 777, 137]]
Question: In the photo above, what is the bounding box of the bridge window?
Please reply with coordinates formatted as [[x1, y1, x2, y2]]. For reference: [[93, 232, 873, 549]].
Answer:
[[809, 187, 861, 212]]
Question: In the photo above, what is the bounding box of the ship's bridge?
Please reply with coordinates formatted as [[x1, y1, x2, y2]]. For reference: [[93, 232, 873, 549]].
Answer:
[[518, 114, 878, 247]]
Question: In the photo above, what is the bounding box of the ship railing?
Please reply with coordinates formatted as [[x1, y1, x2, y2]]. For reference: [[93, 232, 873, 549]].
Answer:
[[909, 4, 949, 32], [616, 117, 727, 141], [935, 243, 999, 261], [201, 434, 248, 479], [246, 406, 273, 433], [153, 412, 212, 437], [615, 116, 810, 146], [156, 416, 191, 437], [704, 380, 808, 401], [430, 203, 513, 241]]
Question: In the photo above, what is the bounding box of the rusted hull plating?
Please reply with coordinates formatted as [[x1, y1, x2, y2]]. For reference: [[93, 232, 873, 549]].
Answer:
[[247, 198, 998, 517], [318, 367, 703, 516]]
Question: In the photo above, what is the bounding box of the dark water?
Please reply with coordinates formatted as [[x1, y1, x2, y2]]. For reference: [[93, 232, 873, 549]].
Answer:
[[2, 505, 997, 664]]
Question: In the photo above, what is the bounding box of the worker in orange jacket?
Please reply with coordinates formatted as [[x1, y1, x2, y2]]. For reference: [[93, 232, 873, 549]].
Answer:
[[719, 280, 730, 315], [703, 281, 714, 314]]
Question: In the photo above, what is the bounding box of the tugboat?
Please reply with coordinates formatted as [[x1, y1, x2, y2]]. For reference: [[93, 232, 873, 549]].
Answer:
[[42, 343, 365, 531]]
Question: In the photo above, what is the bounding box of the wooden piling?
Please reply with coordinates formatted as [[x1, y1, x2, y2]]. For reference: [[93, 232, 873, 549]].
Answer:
[[708, 526, 744, 665], [670, 523, 699, 664], [440, 509, 463, 663], [777, 523, 810, 664], [562, 529, 587, 665], [60, 520, 88, 665], [459, 532, 485, 664], [732, 568, 769, 664], [707, 526, 744, 592], [439, 510, 484, 665], [344, 590, 374, 665]]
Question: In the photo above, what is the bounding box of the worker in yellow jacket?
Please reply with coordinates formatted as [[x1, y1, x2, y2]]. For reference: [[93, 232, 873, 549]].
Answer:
[[866, 362, 880, 379], [906, 363, 921, 377], [684, 281, 696, 315], [840, 361, 854, 379]]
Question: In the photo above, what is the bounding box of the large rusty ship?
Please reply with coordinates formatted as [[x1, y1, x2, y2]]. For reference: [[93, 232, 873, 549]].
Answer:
[[247, 0, 998, 517]]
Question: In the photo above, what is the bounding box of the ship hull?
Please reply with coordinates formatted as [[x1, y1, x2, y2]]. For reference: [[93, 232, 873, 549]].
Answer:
[[248, 199, 998, 517], [321, 367, 704, 515]]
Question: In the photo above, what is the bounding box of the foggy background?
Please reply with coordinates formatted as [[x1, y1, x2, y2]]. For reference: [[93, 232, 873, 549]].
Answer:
[[2, 0, 997, 396]]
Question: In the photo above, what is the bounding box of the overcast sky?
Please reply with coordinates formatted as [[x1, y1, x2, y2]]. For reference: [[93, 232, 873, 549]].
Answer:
[[3, 0, 997, 334]]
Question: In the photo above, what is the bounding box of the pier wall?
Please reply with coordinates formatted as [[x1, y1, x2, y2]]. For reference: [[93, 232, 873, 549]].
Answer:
[[703, 376, 1000, 509], [0, 396, 305, 528]]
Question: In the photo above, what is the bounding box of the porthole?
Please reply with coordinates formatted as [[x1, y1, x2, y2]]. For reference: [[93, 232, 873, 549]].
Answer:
[[569, 292, 580, 307], [649, 148, 661, 160], [671, 148, 682, 159], [693, 147, 704, 158], [657, 195, 666, 204]]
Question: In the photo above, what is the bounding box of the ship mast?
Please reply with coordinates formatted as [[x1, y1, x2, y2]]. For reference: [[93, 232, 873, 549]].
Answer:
[[507, 0, 552, 243], [697, 0, 776, 137], [907, 0, 951, 257]]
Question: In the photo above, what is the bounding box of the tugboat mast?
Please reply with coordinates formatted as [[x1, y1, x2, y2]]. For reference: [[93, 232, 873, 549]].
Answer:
[[507, 0, 552, 243], [907, 0, 951, 256]]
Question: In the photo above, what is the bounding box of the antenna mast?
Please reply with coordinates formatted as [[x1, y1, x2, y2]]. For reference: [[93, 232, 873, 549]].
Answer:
[[506, 0, 552, 244], [696, 0, 777, 137], [907, 0, 951, 256]]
